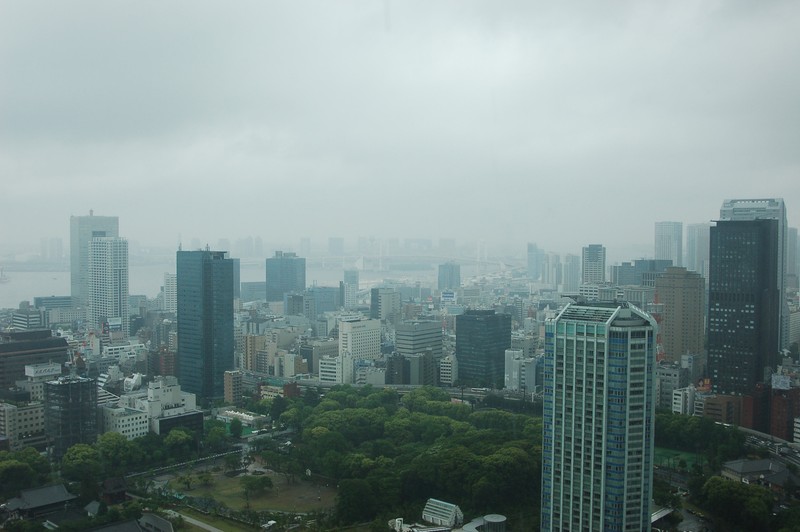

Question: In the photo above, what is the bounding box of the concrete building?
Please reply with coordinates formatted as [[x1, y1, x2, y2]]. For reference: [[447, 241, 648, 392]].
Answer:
[[562, 254, 581, 293], [0, 330, 69, 391], [656, 361, 689, 409], [655, 267, 705, 362], [370, 287, 401, 323], [113, 375, 201, 435], [504, 349, 524, 391], [581, 244, 606, 284], [339, 318, 381, 384], [70, 211, 119, 309], [541, 302, 656, 531], [163, 273, 177, 313], [455, 310, 511, 388], [438, 262, 461, 291], [224, 370, 243, 406], [686, 223, 711, 279], [341, 269, 359, 309], [655, 221, 683, 267], [395, 320, 442, 359], [88, 236, 129, 338], [438, 354, 458, 386]]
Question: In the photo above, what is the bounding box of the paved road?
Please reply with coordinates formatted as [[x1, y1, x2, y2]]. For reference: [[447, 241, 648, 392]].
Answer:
[[167, 510, 225, 532]]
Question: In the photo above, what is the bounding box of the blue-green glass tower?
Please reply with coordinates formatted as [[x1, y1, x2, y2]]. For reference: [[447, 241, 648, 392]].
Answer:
[[541, 302, 656, 532], [177, 249, 234, 401]]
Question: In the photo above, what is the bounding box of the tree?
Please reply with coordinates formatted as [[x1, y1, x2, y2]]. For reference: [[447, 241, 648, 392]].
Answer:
[[205, 426, 228, 452], [271, 395, 289, 421], [165, 428, 194, 458], [241, 475, 273, 498], [335, 479, 377, 524], [230, 418, 243, 439], [224, 452, 242, 471], [0, 460, 35, 499], [176, 472, 196, 490], [96, 432, 142, 476], [61, 444, 101, 482]]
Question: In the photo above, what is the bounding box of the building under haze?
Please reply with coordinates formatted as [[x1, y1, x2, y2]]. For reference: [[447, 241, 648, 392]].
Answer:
[[341, 269, 359, 309], [707, 218, 780, 397], [654, 221, 683, 267], [455, 310, 511, 388], [87, 236, 129, 338], [438, 262, 461, 291], [581, 244, 606, 284], [541, 302, 656, 532], [265, 251, 306, 302], [686, 222, 711, 279], [655, 267, 705, 362], [70, 211, 119, 309], [720, 198, 788, 350], [177, 249, 234, 400]]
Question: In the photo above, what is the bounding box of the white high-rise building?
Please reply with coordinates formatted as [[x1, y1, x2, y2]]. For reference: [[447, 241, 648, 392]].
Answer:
[[338, 318, 381, 384], [342, 269, 359, 309], [541, 302, 656, 531], [88, 237, 129, 338], [654, 221, 683, 267], [163, 273, 177, 314], [581, 244, 606, 284], [70, 212, 119, 308], [685, 223, 711, 279]]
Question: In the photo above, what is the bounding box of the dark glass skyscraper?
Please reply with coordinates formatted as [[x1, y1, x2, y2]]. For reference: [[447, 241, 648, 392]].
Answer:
[[177, 250, 234, 400], [265, 251, 306, 301], [708, 219, 780, 396], [455, 310, 511, 387]]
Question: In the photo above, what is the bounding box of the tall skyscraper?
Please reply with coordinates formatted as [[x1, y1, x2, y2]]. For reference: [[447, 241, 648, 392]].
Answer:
[[341, 269, 359, 309], [685, 223, 711, 279], [788, 227, 799, 292], [654, 221, 683, 267], [70, 212, 119, 308], [370, 287, 401, 322], [720, 198, 788, 349], [541, 302, 656, 531], [707, 219, 780, 396], [562, 254, 581, 292], [177, 249, 234, 400], [655, 267, 705, 361], [339, 318, 381, 384], [527, 243, 545, 281], [265, 251, 306, 301], [163, 273, 177, 313], [455, 310, 511, 388], [581, 244, 606, 284], [88, 237, 129, 338], [438, 262, 461, 291]]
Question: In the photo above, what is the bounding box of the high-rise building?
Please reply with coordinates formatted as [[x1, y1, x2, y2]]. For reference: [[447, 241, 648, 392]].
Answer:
[[788, 227, 799, 292], [562, 254, 581, 293], [44, 376, 98, 460], [438, 262, 461, 291], [341, 269, 359, 309], [720, 198, 788, 349], [395, 320, 443, 360], [223, 370, 243, 406], [655, 267, 705, 361], [0, 330, 69, 391], [685, 223, 711, 279], [163, 273, 177, 313], [581, 244, 606, 284], [177, 249, 235, 400], [370, 287, 401, 322], [654, 221, 683, 267], [527, 243, 545, 281], [265, 251, 306, 301], [455, 310, 511, 388], [708, 219, 780, 396], [610, 259, 672, 288], [541, 302, 656, 531], [70, 212, 119, 308], [339, 318, 381, 384], [87, 237, 129, 338]]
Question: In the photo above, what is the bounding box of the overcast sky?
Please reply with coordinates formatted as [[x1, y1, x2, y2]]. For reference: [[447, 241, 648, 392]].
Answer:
[[1, 1, 799, 261]]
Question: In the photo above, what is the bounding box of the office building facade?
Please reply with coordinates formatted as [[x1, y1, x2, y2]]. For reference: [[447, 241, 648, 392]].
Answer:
[[541, 302, 656, 531], [654, 221, 683, 267], [177, 250, 235, 400], [581, 244, 606, 284], [265, 251, 306, 301], [686, 223, 711, 279], [342, 269, 359, 309], [707, 219, 780, 396], [438, 262, 461, 291], [455, 310, 511, 388], [70, 212, 119, 308], [654, 267, 705, 361], [88, 236, 129, 338], [44, 376, 98, 460]]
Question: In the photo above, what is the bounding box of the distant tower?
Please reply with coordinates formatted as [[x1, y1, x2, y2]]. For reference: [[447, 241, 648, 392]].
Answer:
[[70, 212, 119, 308], [455, 310, 511, 388], [707, 218, 780, 397], [562, 254, 581, 292], [655, 267, 705, 361], [527, 243, 544, 281], [685, 223, 711, 279], [265, 251, 306, 302], [581, 244, 606, 284], [163, 273, 178, 313], [342, 269, 359, 309], [88, 237, 129, 338], [44, 376, 98, 460], [541, 302, 656, 531], [654, 221, 683, 267], [437, 262, 461, 291], [177, 249, 234, 400]]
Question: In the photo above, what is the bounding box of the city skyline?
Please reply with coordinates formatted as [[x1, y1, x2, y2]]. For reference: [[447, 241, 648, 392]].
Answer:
[[1, 2, 799, 257]]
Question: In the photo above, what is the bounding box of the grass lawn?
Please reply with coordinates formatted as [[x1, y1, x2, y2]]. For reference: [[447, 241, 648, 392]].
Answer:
[[170, 467, 337, 513], [654, 447, 703, 470], [179, 507, 256, 532]]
